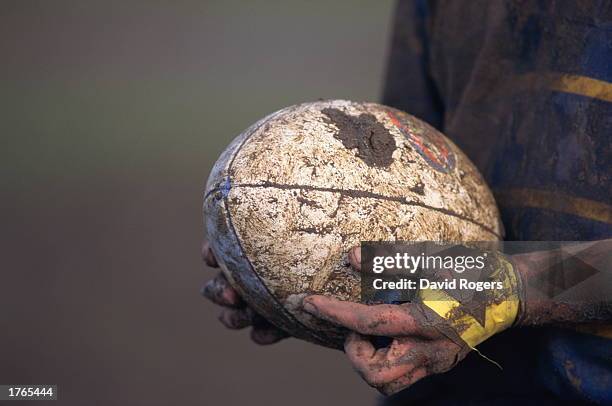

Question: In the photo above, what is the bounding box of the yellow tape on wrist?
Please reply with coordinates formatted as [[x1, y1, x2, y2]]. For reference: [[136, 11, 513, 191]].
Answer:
[[418, 255, 520, 348]]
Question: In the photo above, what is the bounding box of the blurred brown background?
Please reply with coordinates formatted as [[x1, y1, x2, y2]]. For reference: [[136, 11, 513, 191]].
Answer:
[[0, 1, 393, 405]]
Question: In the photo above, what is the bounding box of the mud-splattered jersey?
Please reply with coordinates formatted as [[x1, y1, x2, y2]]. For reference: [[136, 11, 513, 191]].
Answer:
[[382, 0, 612, 403]]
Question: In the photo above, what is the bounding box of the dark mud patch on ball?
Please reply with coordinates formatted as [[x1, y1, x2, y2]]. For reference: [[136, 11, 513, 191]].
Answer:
[[297, 195, 323, 209], [322, 108, 396, 168], [410, 181, 425, 195]]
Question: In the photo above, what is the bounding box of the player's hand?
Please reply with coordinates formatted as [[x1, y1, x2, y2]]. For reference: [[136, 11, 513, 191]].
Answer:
[[302, 295, 468, 394], [301, 246, 521, 395], [201, 240, 288, 345]]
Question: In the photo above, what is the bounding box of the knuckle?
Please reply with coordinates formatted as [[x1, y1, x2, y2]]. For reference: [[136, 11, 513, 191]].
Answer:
[[379, 383, 395, 396], [380, 382, 403, 396], [202, 274, 244, 307], [251, 327, 285, 345], [221, 285, 240, 305], [218, 309, 251, 329], [430, 342, 462, 373], [201, 280, 217, 300]]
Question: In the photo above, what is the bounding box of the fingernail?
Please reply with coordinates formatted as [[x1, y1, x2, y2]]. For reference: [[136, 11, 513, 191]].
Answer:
[[350, 247, 361, 264]]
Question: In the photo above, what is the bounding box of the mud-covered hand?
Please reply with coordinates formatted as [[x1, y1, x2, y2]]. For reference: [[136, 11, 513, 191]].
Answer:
[[301, 246, 522, 395], [201, 240, 288, 345]]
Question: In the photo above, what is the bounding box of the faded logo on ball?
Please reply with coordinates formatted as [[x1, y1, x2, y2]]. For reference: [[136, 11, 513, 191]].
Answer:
[[387, 110, 456, 173]]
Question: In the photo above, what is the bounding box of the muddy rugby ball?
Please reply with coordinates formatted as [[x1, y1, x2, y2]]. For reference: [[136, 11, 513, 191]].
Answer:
[[203, 100, 502, 348]]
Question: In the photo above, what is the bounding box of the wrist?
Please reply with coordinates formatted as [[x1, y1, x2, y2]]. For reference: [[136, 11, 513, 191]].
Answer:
[[510, 252, 555, 327]]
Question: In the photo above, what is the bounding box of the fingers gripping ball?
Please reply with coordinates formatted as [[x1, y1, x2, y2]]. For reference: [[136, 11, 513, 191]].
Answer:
[[203, 100, 503, 348]]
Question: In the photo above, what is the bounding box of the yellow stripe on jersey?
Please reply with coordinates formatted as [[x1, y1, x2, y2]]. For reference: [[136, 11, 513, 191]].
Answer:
[[552, 74, 612, 103], [496, 189, 612, 224]]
